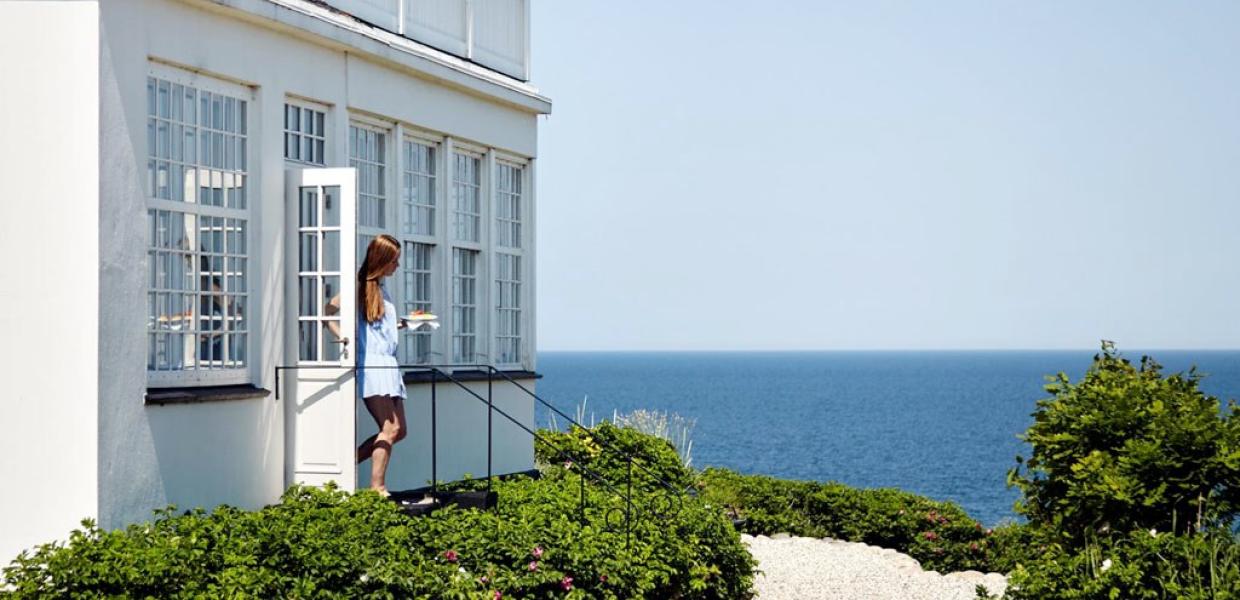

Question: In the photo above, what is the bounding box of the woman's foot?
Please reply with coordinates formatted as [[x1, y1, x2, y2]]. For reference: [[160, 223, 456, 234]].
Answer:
[[370, 486, 391, 498]]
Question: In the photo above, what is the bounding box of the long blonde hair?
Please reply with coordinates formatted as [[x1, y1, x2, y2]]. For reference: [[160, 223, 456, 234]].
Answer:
[[358, 234, 400, 323]]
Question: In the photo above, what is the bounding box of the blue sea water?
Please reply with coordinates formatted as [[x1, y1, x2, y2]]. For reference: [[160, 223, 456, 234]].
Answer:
[[534, 350, 1240, 526]]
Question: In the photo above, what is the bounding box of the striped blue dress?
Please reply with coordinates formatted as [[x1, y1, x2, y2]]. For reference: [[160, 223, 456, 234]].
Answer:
[[356, 285, 406, 399]]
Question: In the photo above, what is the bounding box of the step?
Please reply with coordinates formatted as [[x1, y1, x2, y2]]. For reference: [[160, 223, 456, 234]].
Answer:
[[391, 489, 498, 517]]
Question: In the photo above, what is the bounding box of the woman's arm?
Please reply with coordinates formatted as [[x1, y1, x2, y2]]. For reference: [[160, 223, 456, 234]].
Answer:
[[324, 294, 344, 340]]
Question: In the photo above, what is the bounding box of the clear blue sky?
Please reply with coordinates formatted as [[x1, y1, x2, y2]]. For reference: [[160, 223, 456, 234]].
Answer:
[[531, 1, 1240, 351]]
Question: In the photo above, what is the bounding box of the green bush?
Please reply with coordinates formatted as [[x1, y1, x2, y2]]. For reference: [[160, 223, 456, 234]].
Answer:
[[536, 422, 695, 491], [1009, 342, 1240, 541], [1002, 529, 1240, 600], [3, 470, 753, 599], [697, 468, 1000, 573]]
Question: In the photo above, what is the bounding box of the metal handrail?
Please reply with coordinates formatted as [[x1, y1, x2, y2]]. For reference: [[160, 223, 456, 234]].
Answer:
[[275, 362, 687, 546], [486, 366, 694, 497]]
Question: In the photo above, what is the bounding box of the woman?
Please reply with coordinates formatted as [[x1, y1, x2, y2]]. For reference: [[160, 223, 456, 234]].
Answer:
[[332, 234, 410, 497]]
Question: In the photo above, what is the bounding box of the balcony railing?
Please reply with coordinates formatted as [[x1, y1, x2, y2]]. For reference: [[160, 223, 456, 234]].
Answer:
[[327, 0, 528, 81]]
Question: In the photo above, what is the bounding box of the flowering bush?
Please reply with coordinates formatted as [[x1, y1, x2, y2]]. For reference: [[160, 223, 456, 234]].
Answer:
[[3, 471, 754, 599], [1001, 529, 1240, 600]]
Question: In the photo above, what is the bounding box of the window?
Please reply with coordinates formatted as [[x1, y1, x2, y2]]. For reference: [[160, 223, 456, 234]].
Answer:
[[452, 151, 481, 242], [495, 162, 522, 249], [350, 123, 388, 263], [452, 248, 479, 363], [296, 186, 345, 363], [402, 139, 436, 236], [495, 252, 521, 364], [494, 160, 523, 365], [284, 103, 326, 166], [146, 73, 250, 381], [397, 137, 438, 364], [402, 242, 435, 364]]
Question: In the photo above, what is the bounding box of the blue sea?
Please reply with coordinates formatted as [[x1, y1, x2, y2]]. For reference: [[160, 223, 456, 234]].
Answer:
[[533, 350, 1240, 526]]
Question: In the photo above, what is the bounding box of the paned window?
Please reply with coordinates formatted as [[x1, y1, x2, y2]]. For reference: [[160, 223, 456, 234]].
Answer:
[[452, 152, 481, 242], [350, 124, 388, 264], [284, 103, 326, 165], [402, 139, 436, 236], [351, 125, 387, 231], [296, 186, 344, 363], [146, 74, 250, 378], [401, 242, 435, 364], [452, 248, 479, 363], [495, 253, 521, 364], [495, 162, 522, 248]]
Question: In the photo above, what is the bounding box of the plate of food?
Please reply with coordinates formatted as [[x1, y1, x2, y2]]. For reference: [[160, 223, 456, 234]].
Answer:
[[400, 310, 440, 331]]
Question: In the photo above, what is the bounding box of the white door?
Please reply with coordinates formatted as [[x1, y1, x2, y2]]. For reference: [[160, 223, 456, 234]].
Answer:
[[284, 168, 357, 489]]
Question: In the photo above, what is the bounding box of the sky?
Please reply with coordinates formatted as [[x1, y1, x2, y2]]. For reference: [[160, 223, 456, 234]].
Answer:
[[530, 1, 1240, 351]]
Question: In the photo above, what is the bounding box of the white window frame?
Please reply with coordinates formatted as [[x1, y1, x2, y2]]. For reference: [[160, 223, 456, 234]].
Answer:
[[452, 247, 481, 364], [145, 64, 255, 387], [398, 130, 444, 365], [451, 146, 485, 246], [400, 133, 441, 240], [349, 118, 393, 265], [492, 155, 527, 368], [284, 97, 330, 167]]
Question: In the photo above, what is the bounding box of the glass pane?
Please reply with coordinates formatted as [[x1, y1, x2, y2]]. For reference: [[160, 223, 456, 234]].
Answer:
[[183, 166, 197, 204], [184, 87, 196, 124], [299, 233, 318, 272], [299, 320, 318, 361], [299, 277, 317, 318], [322, 276, 340, 309], [299, 187, 318, 227], [323, 186, 340, 227], [157, 79, 170, 118], [322, 321, 342, 361], [322, 232, 340, 272], [228, 296, 246, 331], [225, 98, 236, 134], [231, 333, 247, 365], [236, 258, 247, 292]]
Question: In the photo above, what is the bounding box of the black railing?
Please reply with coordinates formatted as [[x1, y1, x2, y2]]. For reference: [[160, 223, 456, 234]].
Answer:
[[275, 363, 688, 547]]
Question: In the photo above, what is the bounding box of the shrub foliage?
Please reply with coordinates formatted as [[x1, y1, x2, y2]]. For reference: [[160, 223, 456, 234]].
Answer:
[[998, 343, 1240, 599], [1009, 342, 1240, 539], [696, 468, 999, 573], [1002, 529, 1240, 600], [3, 444, 753, 599], [536, 421, 695, 491]]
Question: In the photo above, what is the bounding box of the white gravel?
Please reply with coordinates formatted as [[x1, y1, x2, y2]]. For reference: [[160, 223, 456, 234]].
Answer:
[[743, 534, 1007, 600]]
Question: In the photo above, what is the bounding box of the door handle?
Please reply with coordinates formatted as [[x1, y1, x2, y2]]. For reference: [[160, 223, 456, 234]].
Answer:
[[329, 337, 349, 360]]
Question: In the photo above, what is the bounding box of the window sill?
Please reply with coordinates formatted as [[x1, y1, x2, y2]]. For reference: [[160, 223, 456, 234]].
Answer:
[[145, 384, 271, 406], [403, 370, 541, 384]]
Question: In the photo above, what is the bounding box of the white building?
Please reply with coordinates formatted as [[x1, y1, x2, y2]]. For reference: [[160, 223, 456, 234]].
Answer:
[[0, 0, 550, 564]]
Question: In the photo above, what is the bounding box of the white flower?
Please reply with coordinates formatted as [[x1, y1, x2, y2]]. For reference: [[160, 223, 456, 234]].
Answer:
[[1150, 528, 1158, 537], [1101, 558, 1113, 572]]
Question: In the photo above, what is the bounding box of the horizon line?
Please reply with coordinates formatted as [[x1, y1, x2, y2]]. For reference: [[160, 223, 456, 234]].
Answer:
[[535, 347, 1240, 353]]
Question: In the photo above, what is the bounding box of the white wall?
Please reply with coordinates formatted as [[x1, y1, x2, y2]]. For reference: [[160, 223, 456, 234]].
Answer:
[[95, 0, 541, 530], [358, 380, 536, 491], [0, 1, 101, 564]]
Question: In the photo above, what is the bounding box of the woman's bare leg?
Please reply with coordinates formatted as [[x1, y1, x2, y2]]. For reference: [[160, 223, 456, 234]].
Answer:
[[357, 395, 404, 494], [358, 397, 408, 462]]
